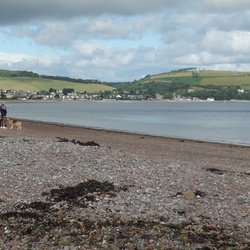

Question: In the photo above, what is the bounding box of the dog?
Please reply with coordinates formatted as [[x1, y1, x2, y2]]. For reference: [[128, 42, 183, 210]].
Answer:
[[7, 117, 22, 130]]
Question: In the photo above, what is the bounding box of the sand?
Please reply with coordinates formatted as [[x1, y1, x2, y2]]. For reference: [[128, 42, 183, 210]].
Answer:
[[2, 118, 250, 172]]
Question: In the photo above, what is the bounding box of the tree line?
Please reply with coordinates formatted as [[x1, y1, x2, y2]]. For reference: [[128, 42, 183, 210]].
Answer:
[[0, 70, 102, 84], [117, 80, 250, 100]]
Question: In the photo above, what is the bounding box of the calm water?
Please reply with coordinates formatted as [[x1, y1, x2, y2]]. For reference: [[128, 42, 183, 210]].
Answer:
[[7, 101, 250, 146]]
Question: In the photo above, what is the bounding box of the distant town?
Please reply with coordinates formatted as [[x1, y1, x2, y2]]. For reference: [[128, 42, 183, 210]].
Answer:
[[1, 88, 219, 102]]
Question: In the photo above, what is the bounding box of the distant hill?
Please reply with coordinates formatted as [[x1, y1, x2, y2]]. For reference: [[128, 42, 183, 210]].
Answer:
[[140, 69, 250, 89], [117, 69, 250, 100], [0, 69, 115, 92]]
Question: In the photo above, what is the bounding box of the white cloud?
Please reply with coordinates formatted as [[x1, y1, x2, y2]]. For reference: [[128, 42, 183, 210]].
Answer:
[[118, 52, 134, 65], [0, 52, 61, 74], [0, 52, 32, 63], [207, 63, 250, 72], [73, 43, 104, 57], [230, 31, 250, 53], [175, 54, 201, 65], [72, 42, 135, 68], [202, 30, 250, 54]]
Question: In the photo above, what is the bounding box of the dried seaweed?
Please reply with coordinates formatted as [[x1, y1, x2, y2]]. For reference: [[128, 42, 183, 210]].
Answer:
[[206, 168, 227, 175], [0, 180, 248, 249], [56, 137, 100, 147]]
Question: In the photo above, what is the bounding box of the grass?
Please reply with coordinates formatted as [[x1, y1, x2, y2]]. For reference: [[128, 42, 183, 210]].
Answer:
[[151, 71, 193, 78], [143, 70, 250, 88], [0, 77, 115, 92], [201, 76, 250, 86], [199, 70, 247, 77]]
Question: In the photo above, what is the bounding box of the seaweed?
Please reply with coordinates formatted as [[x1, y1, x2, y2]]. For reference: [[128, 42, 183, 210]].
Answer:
[[56, 137, 100, 147], [50, 179, 128, 203], [206, 168, 226, 175], [0, 180, 248, 248]]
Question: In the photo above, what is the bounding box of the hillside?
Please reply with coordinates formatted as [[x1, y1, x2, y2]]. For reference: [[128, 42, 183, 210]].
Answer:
[[117, 69, 250, 100], [141, 70, 250, 88], [0, 69, 115, 92]]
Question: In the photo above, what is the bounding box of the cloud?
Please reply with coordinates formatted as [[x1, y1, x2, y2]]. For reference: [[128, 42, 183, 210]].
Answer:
[[0, 51, 62, 74], [202, 30, 250, 54], [204, 0, 250, 11], [4, 14, 165, 49], [0, 0, 250, 81], [0, 0, 183, 25], [0, 52, 31, 63], [72, 42, 139, 71]]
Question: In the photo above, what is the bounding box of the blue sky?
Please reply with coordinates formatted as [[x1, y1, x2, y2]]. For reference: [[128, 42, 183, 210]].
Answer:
[[0, 0, 250, 82]]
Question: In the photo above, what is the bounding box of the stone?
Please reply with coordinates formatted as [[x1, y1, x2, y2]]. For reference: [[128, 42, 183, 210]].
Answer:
[[183, 191, 196, 200]]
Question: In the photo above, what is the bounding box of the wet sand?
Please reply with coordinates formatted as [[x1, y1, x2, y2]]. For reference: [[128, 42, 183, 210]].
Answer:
[[2, 118, 250, 172]]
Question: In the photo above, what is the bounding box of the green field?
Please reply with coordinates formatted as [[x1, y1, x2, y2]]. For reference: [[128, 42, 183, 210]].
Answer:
[[201, 76, 250, 86], [142, 70, 250, 89], [151, 71, 193, 78], [0, 77, 115, 92]]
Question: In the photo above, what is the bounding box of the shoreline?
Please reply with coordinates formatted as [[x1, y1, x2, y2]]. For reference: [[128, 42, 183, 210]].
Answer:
[[2, 118, 250, 171], [2, 98, 250, 104], [3, 100, 250, 147], [11, 117, 250, 147]]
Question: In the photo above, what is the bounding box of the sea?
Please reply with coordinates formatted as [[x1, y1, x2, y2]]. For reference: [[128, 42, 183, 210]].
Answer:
[[6, 101, 250, 146]]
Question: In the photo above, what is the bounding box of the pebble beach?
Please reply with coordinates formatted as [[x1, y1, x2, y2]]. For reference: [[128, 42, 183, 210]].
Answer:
[[0, 119, 249, 249]]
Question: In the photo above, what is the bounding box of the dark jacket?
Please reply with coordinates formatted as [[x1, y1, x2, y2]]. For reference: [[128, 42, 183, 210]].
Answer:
[[0, 107, 7, 116]]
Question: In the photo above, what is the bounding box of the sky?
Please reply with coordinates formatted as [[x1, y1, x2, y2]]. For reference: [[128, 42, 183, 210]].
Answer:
[[0, 0, 250, 82]]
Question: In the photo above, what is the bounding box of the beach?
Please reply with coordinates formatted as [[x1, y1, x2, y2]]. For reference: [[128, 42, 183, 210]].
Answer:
[[0, 120, 249, 249], [3, 119, 250, 170]]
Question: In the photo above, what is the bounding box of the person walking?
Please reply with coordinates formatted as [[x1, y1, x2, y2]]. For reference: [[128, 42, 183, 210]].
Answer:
[[0, 103, 7, 129]]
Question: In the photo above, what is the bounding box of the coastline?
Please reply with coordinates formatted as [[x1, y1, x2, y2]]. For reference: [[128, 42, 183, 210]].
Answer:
[[3, 100, 250, 146], [2, 98, 250, 104], [2, 118, 250, 171]]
